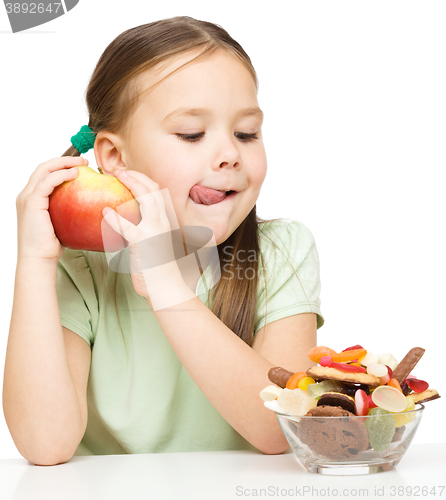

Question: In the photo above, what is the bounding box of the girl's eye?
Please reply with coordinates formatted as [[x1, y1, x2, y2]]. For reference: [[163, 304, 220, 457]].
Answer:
[[176, 132, 259, 143], [176, 132, 204, 142], [235, 132, 259, 142]]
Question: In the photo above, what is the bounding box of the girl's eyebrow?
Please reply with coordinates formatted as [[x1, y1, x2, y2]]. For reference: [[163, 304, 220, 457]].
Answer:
[[162, 107, 264, 123]]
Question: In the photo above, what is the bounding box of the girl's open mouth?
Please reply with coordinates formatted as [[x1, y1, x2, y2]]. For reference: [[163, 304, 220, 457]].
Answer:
[[189, 185, 237, 205]]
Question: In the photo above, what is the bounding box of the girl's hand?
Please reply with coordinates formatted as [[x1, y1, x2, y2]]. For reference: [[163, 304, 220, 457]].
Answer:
[[102, 170, 190, 304], [16, 157, 88, 263]]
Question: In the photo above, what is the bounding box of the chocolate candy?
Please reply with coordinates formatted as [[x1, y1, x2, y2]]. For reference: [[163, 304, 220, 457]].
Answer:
[[392, 347, 425, 384], [317, 392, 356, 414], [268, 367, 294, 389]]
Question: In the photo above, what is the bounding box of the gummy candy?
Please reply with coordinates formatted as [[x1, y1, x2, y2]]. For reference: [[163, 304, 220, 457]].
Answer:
[[333, 348, 367, 363], [368, 394, 378, 408], [378, 353, 399, 371], [358, 352, 380, 366], [371, 385, 407, 412], [285, 371, 307, 390], [392, 395, 416, 427], [298, 376, 316, 390], [367, 363, 388, 378], [331, 362, 366, 373], [406, 376, 429, 393], [387, 378, 403, 393], [355, 389, 369, 417], [365, 407, 396, 452], [308, 346, 337, 363], [319, 356, 333, 367], [342, 344, 364, 352], [379, 366, 393, 385], [307, 379, 344, 398]]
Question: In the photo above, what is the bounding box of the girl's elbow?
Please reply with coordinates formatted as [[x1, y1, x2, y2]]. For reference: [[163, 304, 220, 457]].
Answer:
[[255, 434, 291, 455]]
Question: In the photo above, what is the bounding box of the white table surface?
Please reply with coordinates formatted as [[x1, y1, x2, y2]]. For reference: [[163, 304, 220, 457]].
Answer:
[[1, 443, 445, 500]]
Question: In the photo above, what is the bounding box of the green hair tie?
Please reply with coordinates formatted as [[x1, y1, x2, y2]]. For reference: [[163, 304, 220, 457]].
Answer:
[[71, 125, 96, 154]]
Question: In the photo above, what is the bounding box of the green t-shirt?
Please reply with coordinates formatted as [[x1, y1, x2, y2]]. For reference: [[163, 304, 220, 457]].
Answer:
[[56, 218, 324, 456]]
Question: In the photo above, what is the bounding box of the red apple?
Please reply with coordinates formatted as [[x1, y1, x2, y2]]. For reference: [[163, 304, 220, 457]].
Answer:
[[49, 166, 141, 252]]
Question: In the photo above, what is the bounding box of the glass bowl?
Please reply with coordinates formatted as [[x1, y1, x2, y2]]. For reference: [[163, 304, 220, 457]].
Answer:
[[275, 404, 424, 475]]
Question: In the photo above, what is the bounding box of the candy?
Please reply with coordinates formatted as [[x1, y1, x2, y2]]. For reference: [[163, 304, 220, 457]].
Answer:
[[406, 377, 429, 393], [330, 361, 367, 373], [308, 346, 337, 363], [365, 407, 396, 452], [392, 395, 416, 427], [342, 344, 364, 352], [358, 352, 380, 366], [368, 394, 378, 408], [371, 385, 408, 412], [285, 371, 307, 390], [307, 379, 344, 398], [268, 367, 294, 388], [339, 383, 370, 397], [260, 385, 283, 402], [355, 389, 369, 417], [387, 378, 403, 393], [367, 363, 388, 378], [318, 392, 356, 413], [319, 356, 333, 367], [332, 348, 367, 363], [378, 353, 399, 371], [392, 347, 425, 384], [298, 376, 316, 390], [277, 388, 318, 416], [379, 366, 393, 385]]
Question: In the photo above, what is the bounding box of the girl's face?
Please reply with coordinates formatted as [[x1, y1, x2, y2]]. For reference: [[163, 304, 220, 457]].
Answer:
[[113, 50, 267, 246]]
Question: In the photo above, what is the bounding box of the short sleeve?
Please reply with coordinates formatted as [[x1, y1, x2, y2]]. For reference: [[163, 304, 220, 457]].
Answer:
[[56, 249, 99, 347], [254, 219, 324, 336]]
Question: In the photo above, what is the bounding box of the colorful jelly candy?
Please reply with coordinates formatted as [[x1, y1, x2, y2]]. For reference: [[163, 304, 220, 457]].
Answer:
[[378, 353, 399, 371], [371, 385, 407, 412], [367, 363, 388, 378], [330, 361, 366, 373], [332, 348, 367, 363], [379, 366, 393, 385], [341, 344, 364, 352], [358, 352, 380, 366], [297, 376, 316, 390], [406, 376, 429, 393], [308, 346, 337, 363], [392, 395, 416, 427], [307, 379, 344, 398], [365, 407, 396, 452], [387, 378, 403, 393], [285, 371, 307, 390], [368, 394, 378, 408], [355, 389, 369, 417], [319, 356, 333, 367]]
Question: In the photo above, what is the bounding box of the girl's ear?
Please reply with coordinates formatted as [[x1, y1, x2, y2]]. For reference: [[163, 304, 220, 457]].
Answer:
[[94, 131, 127, 175]]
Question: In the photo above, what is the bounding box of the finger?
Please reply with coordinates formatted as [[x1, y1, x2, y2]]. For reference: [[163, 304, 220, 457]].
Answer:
[[114, 171, 162, 220], [32, 167, 80, 200], [114, 170, 155, 199], [27, 156, 88, 192], [102, 207, 139, 243]]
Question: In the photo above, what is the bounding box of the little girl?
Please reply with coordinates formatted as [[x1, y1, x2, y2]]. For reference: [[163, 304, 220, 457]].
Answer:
[[4, 16, 324, 465]]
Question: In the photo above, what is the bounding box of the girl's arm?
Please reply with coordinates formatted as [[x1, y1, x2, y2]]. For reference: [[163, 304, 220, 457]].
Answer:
[[147, 278, 317, 454], [3, 157, 89, 465]]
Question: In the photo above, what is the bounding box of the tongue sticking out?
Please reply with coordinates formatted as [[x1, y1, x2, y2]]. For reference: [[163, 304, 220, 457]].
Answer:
[[189, 185, 227, 205]]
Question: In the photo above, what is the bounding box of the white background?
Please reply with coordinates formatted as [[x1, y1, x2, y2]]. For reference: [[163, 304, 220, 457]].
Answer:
[[0, 1, 444, 459]]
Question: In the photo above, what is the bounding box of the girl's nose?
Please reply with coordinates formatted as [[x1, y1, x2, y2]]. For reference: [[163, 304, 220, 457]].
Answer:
[[212, 133, 242, 170]]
